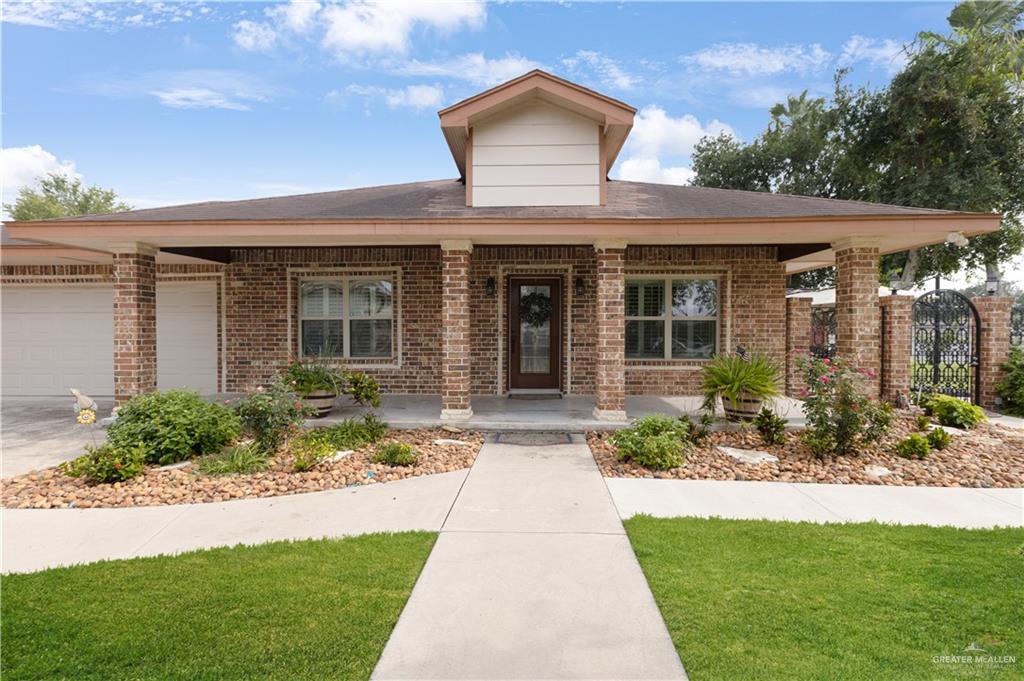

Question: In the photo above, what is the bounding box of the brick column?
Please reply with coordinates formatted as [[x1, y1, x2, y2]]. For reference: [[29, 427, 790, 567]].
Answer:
[[593, 240, 627, 421], [113, 244, 157, 405], [833, 238, 881, 396], [880, 294, 912, 404], [785, 297, 812, 397], [440, 240, 473, 420], [972, 295, 1013, 410]]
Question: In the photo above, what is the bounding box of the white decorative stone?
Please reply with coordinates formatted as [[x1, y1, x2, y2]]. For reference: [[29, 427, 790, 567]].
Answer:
[[716, 446, 778, 465], [159, 461, 191, 471], [864, 465, 892, 478], [433, 439, 471, 447], [931, 425, 967, 437], [441, 425, 464, 434], [329, 450, 354, 461]]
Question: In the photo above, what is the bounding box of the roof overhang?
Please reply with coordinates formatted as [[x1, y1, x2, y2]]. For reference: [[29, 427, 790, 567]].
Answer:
[[5, 214, 1000, 268], [438, 70, 636, 179]]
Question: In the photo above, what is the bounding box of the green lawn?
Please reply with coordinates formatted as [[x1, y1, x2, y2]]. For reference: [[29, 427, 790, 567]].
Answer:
[[625, 516, 1024, 680], [2, 532, 436, 680]]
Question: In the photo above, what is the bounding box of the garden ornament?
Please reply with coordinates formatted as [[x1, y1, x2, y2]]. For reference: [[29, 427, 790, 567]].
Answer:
[[69, 388, 98, 413]]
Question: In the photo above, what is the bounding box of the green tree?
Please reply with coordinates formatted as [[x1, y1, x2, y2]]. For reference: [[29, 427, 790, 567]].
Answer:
[[692, 1, 1024, 289], [4, 173, 131, 221]]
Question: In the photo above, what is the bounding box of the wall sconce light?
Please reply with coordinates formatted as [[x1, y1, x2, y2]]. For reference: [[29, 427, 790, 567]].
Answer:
[[485, 277, 496, 297], [574, 277, 585, 296], [985, 271, 1000, 296], [888, 272, 900, 296]]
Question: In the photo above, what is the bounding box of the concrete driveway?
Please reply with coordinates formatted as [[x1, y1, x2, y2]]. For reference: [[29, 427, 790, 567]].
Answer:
[[1, 396, 112, 478]]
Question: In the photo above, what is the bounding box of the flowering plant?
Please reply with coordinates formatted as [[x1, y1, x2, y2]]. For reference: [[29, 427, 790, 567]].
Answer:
[[234, 379, 315, 453], [798, 356, 892, 457]]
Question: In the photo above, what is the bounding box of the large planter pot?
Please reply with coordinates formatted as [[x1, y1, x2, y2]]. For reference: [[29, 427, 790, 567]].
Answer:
[[303, 390, 337, 418], [722, 393, 763, 422]]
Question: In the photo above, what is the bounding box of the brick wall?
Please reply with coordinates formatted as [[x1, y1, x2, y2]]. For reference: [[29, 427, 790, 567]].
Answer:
[[834, 240, 881, 396], [973, 296, 1013, 410], [112, 251, 157, 404], [440, 245, 472, 415], [594, 244, 626, 416], [785, 297, 812, 397], [880, 295, 913, 403]]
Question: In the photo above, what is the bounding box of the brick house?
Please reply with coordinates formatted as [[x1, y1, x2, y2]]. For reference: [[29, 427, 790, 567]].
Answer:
[[2, 71, 1001, 420]]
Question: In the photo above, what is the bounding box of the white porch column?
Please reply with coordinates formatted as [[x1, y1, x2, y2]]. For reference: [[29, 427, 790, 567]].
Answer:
[[440, 239, 474, 420]]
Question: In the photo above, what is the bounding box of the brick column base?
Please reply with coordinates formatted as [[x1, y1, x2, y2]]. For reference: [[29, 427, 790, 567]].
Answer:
[[785, 297, 812, 397], [834, 239, 881, 397], [593, 241, 627, 421], [113, 246, 157, 405], [440, 241, 473, 420], [880, 295, 912, 404], [972, 295, 1013, 410]]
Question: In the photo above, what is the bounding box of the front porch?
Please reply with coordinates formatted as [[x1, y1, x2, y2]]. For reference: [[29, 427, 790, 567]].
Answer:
[[321, 394, 807, 431]]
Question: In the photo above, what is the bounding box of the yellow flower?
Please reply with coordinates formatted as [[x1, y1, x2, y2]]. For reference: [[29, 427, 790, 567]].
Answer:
[[76, 409, 96, 425]]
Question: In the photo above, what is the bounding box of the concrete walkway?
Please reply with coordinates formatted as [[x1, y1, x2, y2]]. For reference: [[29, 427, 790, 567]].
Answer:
[[372, 435, 687, 680], [2, 470, 467, 574], [608, 478, 1023, 529]]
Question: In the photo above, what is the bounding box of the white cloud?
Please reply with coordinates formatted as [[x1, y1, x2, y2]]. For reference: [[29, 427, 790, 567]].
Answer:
[[334, 83, 444, 111], [728, 84, 793, 109], [232, 19, 277, 52], [2, 1, 213, 30], [400, 52, 542, 86], [0, 145, 81, 214], [87, 70, 277, 111], [614, 105, 734, 186], [839, 35, 908, 73], [683, 42, 832, 76], [562, 50, 638, 90], [270, 0, 321, 33], [321, 1, 485, 59], [150, 87, 251, 111]]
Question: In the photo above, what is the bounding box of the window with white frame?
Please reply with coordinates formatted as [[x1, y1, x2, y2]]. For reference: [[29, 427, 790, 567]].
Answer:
[[625, 277, 718, 360], [300, 278, 393, 358]]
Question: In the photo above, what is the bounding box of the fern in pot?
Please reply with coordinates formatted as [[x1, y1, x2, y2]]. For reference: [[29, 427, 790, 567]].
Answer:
[[284, 357, 345, 418], [701, 351, 781, 422]]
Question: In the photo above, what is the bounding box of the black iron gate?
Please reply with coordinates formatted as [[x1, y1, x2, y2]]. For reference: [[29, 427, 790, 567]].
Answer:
[[911, 289, 980, 402], [1011, 303, 1023, 348], [810, 306, 836, 359]]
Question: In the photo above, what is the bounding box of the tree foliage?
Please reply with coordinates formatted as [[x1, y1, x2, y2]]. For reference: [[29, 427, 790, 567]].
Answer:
[[692, 1, 1024, 289], [4, 173, 131, 221]]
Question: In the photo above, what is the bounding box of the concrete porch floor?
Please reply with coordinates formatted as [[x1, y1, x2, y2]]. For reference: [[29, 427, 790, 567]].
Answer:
[[320, 394, 807, 431]]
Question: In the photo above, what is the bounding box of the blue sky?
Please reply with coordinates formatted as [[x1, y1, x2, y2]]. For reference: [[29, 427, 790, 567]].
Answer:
[[2, 0, 957, 213]]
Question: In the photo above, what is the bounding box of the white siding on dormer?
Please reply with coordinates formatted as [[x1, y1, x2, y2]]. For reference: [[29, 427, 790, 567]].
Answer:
[[471, 100, 600, 207]]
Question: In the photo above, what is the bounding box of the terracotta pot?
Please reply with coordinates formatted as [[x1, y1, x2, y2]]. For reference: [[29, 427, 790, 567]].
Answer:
[[723, 392, 763, 422], [303, 390, 337, 418]]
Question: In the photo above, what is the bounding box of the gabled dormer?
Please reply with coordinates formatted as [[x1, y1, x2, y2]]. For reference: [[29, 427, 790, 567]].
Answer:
[[438, 70, 636, 207]]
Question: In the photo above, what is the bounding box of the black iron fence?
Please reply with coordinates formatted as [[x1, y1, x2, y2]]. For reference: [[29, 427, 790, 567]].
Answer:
[[810, 306, 836, 359], [1012, 304, 1023, 348]]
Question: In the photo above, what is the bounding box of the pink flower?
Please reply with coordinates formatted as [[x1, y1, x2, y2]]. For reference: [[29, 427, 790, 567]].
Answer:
[[819, 376, 830, 384], [822, 358, 831, 365]]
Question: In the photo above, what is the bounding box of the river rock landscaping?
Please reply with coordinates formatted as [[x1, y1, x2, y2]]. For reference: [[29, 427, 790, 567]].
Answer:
[[1, 428, 483, 509], [588, 413, 1024, 488]]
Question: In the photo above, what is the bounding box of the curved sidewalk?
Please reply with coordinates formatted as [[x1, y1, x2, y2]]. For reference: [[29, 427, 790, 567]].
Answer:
[[1, 470, 467, 574]]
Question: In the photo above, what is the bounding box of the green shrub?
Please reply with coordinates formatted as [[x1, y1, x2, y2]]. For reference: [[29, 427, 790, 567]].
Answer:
[[797, 357, 893, 457], [610, 415, 691, 470], [345, 372, 382, 408], [197, 443, 270, 476], [235, 381, 314, 453], [108, 390, 241, 465], [926, 427, 952, 451], [290, 430, 335, 472], [997, 346, 1024, 417], [894, 434, 932, 459], [701, 352, 781, 415], [679, 413, 713, 443], [923, 394, 986, 429], [60, 443, 147, 484], [752, 407, 787, 445], [373, 442, 418, 466], [284, 357, 344, 396], [320, 413, 388, 450], [914, 413, 932, 431]]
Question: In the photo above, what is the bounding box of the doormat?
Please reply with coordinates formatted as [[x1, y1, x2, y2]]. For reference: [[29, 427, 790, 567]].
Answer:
[[507, 394, 562, 400], [495, 432, 573, 446]]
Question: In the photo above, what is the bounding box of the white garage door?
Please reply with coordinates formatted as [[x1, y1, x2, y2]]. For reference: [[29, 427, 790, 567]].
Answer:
[[1, 281, 218, 396]]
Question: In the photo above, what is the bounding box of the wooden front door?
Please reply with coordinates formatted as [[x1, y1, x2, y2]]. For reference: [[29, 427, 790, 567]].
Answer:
[[508, 277, 562, 391]]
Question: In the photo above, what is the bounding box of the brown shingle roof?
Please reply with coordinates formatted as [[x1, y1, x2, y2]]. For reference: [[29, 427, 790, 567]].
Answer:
[[39, 178, 959, 223]]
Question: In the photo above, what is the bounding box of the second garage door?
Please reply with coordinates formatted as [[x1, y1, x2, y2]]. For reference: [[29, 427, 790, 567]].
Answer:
[[1, 281, 218, 396]]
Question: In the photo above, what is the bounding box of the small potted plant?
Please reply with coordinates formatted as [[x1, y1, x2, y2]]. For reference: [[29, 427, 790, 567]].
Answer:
[[701, 350, 781, 421], [284, 357, 345, 418]]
